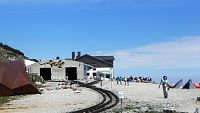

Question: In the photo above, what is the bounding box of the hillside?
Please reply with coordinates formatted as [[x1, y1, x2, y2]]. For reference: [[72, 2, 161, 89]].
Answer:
[[0, 42, 38, 62]]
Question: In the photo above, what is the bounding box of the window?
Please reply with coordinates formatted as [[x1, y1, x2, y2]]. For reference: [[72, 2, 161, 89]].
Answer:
[[93, 73, 97, 76], [106, 74, 110, 78]]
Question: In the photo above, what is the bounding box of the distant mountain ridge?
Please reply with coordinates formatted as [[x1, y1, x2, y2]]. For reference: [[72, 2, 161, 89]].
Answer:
[[0, 42, 38, 62]]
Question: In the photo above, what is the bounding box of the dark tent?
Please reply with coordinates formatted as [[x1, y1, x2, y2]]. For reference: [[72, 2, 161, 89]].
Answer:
[[171, 79, 183, 89], [182, 79, 195, 89], [0, 61, 40, 96]]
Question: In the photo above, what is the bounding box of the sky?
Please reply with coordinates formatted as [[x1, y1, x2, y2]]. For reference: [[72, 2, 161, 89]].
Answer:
[[0, 0, 200, 83]]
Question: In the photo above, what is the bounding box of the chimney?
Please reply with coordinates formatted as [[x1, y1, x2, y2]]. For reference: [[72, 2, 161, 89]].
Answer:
[[72, 52, 75, 60], [77, 52, 81, 58], [56, 57, 60, 60]]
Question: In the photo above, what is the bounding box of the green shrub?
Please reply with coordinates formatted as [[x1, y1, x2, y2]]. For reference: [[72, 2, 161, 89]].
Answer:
[[29, 73, 45, 84], [0, 96, 18, 106]]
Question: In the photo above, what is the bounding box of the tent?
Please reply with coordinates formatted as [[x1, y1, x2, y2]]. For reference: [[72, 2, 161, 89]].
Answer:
[[182, 79, 195, 89], [0, 61, 40, 96], [171, 79, 183, 89], [194, 83, 200, 89]]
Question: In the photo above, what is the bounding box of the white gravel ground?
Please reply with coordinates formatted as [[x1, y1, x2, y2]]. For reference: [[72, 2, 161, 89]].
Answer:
[[101, 81, 200, 113], [0, 82, 101, 113], [0, 81, 200, 113]]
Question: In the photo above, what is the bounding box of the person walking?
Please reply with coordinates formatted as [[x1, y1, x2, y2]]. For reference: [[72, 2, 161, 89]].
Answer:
[[159, 76, 170, 98], [116, 76, 120, 85]]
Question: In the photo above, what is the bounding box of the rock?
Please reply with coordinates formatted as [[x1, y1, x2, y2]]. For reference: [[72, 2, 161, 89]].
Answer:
[[55, 86, 61, 90], [46, 88, 53, 90], [197, 96, 200, 101], [35, 82, 42, 86], [62, 86, 69, 89], [39, 88, 45, 92], [74, 90, 81, 93], [163, 109, 177, 113], [194, 107, 199, 113]]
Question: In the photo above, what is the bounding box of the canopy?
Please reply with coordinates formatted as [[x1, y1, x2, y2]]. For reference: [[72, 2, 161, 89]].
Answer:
[[182, 79, 195, 89], [0, 61, 40, 96]]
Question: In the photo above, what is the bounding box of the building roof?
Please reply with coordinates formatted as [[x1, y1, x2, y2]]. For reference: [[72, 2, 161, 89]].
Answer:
[[75, 54, 114, 67], [94, 56, 115, 61]]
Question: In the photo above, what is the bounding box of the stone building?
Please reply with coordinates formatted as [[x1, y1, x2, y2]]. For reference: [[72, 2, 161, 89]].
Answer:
[[27, 59, 90, 81]]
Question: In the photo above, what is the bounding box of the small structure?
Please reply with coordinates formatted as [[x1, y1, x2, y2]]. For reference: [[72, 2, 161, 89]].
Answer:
[[0, 61, 40, 96], [182, 79, 195, 89], [171, 79, 183, 89], [194, 83, 200, 89], [27, 59, 91, 81]]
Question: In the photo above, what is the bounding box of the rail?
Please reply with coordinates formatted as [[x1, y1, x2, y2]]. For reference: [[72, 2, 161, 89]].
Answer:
[[69, 80, 119, 113]]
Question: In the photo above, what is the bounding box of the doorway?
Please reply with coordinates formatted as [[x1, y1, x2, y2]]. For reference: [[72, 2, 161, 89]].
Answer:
[[40, 68, 51, 80], [66, 67, 77, 80]]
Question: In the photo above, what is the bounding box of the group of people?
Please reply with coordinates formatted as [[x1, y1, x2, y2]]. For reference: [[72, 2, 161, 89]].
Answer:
[[115, 76, 130, 85], [115, 76, 153, 85], [115, 76, 152, 85], [133, 76, 152, 83], [115, 75, 171, 99]]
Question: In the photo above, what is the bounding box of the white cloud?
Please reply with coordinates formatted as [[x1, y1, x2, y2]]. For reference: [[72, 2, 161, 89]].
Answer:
[[96, 36, 200, 70]]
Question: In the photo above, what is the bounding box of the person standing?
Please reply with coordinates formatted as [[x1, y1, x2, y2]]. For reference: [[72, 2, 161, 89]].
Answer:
[[159, 76, 170, 98], [124, 76, 127, 85], [119, 76, 123, 85], [127, 77, 130, 85]]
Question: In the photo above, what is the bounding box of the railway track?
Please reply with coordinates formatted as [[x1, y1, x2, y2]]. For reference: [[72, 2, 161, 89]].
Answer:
[[69, 81, 119, 113]]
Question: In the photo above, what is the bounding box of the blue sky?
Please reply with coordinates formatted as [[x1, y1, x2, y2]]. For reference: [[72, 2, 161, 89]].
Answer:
[[0, 0, 200, 83]]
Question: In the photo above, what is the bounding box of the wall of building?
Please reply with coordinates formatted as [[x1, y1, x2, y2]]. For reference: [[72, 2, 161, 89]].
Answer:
[[27, 60, 85, 80], [87, 67, 114, 79]]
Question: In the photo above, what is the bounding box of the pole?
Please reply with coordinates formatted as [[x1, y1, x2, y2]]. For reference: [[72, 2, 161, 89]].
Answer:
[[121, 98, 122, 113], [111, 78, 113, 89], [100, 75, 103, 86]]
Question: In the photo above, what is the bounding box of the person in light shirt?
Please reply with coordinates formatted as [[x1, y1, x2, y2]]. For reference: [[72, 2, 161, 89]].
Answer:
[[159, 76, 170, 98]]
